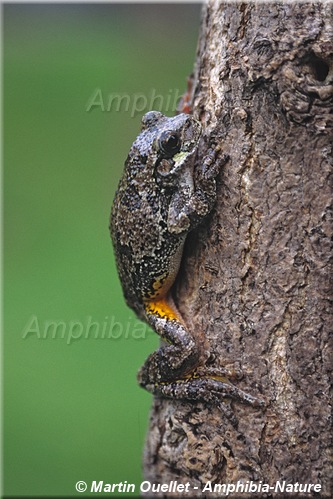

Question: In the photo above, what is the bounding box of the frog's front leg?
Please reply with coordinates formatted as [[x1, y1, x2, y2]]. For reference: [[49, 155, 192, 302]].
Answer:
[[137, 296, 265, 411], [192, 146, 230, 217], [168, 147, 229, 234]]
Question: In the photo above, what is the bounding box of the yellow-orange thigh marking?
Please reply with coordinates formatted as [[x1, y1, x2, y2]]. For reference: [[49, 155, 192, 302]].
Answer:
[[145, 298, 180, 322]]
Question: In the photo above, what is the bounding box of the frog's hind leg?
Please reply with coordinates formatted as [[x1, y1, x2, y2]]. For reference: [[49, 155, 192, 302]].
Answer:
[[149, 376, 264, 428], [153, 376, 265, 408], [137, 296, 200, 388], [138, 294, 265, 414], [138, 296, 265, 411]]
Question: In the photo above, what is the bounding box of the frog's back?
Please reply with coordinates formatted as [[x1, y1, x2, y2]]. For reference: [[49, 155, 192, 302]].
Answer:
[[110, 111, 201, 317], [111, 165, 184, 316]]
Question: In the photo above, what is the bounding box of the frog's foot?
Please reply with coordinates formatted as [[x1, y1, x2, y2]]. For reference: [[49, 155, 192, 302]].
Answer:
[[193, 364, 243, 382], [200, 145, 229, 181], [142, 374, 265, 410]]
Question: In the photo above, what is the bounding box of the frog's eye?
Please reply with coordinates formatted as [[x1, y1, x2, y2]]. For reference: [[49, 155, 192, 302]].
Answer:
[[158, 131, 181, 157]]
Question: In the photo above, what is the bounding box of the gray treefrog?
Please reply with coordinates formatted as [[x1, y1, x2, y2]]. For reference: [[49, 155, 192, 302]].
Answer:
[[110, 111, 264, 412]]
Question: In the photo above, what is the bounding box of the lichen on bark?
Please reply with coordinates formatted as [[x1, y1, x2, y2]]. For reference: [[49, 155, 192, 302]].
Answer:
[[143, 3, 333, 497]]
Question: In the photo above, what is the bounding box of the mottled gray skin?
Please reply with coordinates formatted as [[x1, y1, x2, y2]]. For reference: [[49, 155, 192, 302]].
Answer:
[[110, 111, 264, 414], [111, 111, 203, 317]]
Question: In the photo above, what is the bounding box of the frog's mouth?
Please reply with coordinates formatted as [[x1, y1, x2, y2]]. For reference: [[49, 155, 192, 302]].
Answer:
[[157, 145, 196, 176], [156, 155, 187, 179]]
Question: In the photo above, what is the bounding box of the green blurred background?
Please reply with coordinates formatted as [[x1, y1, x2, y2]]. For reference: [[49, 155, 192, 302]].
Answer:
[[3, 4, 201, 497]]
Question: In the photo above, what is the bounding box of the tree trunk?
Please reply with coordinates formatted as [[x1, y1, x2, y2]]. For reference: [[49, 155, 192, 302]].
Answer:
[[143, 2, 333, 497]]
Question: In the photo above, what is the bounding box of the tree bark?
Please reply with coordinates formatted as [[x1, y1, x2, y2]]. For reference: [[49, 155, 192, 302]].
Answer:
[[143, 2, 333, 497]]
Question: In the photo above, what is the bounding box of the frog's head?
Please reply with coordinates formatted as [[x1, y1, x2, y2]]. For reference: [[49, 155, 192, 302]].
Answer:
[[140, 111, 202, 185]]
